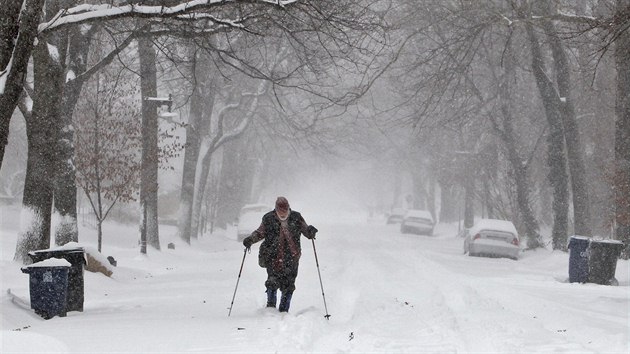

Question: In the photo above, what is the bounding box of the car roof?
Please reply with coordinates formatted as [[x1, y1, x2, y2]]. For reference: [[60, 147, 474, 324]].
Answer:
[[469, 219, 517, 235], [405, 209, 433, 220], [390, 208, 406, 215]]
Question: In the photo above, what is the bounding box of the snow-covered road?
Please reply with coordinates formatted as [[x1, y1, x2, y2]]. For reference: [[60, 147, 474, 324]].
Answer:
[[2, 208, 628, 353]]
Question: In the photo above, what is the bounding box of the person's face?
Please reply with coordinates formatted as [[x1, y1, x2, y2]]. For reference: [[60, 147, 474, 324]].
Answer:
[[276, 208, 289, 221]]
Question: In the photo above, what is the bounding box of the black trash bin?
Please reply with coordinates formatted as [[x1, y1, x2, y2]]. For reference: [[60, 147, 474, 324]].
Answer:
[[567, 236, 590, 283], [21, 259, 71, 319], [588, 239, 624, 285], [28, 247, 86, 312]]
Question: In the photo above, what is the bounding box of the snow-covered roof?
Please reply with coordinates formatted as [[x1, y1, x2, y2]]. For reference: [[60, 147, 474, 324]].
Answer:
[[469, 219, 517, 236], [405, 209, 433, 221], [390, 208, 406, 216]]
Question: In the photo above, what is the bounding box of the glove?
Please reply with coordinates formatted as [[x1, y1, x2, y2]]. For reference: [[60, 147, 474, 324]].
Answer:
[[243, 236, 253, 250], [306, 225, 318, 239]]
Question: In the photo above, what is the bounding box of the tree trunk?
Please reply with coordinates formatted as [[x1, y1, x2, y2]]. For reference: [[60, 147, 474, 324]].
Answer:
[[463, 177, 475, 229], [0, 0, 44, 170], [525, 22, 569, 250], [540, 10, 592, 237], [138, 33, 160, 252], [190, 85, 262, 237], [178, 105, 202, 244], [494, 35, 542, 249], [438, 181, 458, 223], [498, 108, 542, 248], [411, 170, 427, 210], [14, 42, 66, 262], [178, 49, 217, 243], [614, 0, 630, 259], [14, 1, 68, 263], [54, 23, 93, 246], [191, 141, 219, 238], [97, 219, 103, 253], [0, 0, 21, 69], [14, 128, 55, 262], [427, 169, 437, 223]]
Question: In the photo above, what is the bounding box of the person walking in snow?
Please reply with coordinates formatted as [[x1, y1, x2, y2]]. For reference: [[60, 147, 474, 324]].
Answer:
[[242, 196, 318, 312]]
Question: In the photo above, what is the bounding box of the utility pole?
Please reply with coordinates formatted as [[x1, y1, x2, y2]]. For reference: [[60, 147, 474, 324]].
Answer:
[[139, 92, 172, 255]]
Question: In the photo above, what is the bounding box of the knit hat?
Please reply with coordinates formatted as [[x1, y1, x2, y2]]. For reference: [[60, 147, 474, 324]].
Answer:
[[275, 197, 290, 212]]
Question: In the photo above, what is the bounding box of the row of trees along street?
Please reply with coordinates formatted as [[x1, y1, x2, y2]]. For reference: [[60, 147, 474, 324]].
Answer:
[[0, 0, 629, 262]]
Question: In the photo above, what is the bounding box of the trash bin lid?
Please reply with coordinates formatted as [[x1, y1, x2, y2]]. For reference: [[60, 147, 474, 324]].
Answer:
[[569, 235, 591, 241], [29, 245, 84, 255], [589, 239, 624, 245], [25, 258, 72, 268]]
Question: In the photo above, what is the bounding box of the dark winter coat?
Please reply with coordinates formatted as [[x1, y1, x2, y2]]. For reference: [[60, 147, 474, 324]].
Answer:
[[248, 210, 313, 270]]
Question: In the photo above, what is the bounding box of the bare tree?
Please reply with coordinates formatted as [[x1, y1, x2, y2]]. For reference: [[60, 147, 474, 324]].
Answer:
[[74, 70, 142, 253]]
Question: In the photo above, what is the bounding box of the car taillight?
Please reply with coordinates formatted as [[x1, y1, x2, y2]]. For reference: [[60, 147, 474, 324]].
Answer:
[[473, 233, 481, 241], [511, 238, 519, 246]]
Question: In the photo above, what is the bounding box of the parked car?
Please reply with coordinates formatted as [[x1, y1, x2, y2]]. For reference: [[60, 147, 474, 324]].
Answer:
[[463, 219, 520, 260], [236, 204, 268, 242], [400, 209, 434, 235], [386, 208, 406, 224]]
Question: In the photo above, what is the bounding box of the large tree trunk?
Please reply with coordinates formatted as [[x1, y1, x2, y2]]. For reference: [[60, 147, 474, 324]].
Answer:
[[525, 22, 569, 250], [498, 110, 542, 248], [15, 121, 55, 262], [138, 34, 160, 252], [14, 1, 67, 262], [0, 0, 22, 70], [494, 35, 542, 248], [0, 0, 45, 169], [178, 49, 217, 244], [539, 7, 592, 237], [178, 99, 202, 244], [54, 20, 91, 246], [615, 0, 630, 259]]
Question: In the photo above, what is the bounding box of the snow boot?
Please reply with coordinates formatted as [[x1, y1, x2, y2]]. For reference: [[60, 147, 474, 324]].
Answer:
[[278, 292, 292, 312], [266, 288, 277, 308]]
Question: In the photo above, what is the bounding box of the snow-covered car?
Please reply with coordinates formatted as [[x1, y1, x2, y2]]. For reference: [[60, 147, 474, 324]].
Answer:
[[400, 209, 434, 236], [463, 219, 520, 260], [236, 204, 268, 242], [386, 208, 406, 224]]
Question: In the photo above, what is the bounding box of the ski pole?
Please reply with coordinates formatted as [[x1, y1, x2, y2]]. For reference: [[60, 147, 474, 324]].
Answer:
[[311, 239, 331, 320], [228, 248, 248, 317]]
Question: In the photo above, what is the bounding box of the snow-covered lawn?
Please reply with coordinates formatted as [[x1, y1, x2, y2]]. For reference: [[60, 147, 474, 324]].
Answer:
[[1, 205, 628, 353]]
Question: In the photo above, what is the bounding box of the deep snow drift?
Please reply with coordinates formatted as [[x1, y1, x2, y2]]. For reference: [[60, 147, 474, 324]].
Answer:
[[1, 204, 628, 353]]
